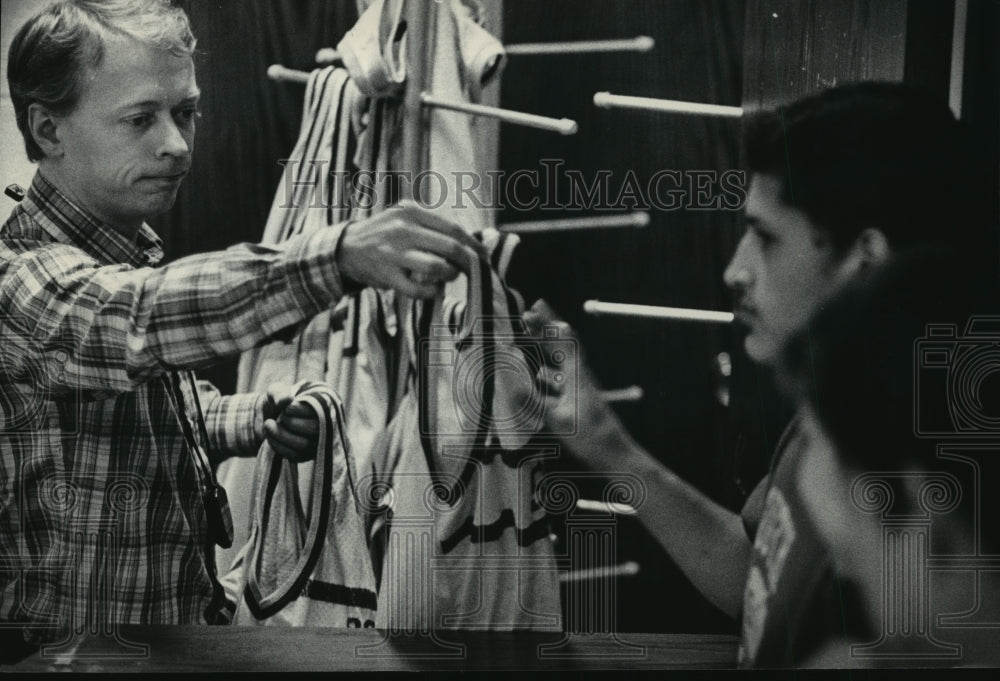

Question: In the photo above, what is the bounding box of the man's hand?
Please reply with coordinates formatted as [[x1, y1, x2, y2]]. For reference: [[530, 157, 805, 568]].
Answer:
[[262, 383, 319, 462], [524, 300, 631, 467], [336, 200, 489, 299]]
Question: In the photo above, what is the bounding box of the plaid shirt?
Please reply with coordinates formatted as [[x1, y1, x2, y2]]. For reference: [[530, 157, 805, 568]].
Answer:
[[0, 172, 347, 640]]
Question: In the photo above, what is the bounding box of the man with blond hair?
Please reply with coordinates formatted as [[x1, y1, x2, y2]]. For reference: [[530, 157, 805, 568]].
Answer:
[[0, 0, 480, 662]]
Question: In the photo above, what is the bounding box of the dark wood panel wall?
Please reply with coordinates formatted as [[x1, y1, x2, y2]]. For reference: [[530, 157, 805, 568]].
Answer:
[[742, 0, 907, 112], [730, 0, 909, 492], [961, 0, 1000, 265], [497, 1, 746, 633]]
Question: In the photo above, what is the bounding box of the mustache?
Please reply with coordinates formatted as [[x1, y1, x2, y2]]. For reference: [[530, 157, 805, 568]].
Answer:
[[732, 298, 757, 315]]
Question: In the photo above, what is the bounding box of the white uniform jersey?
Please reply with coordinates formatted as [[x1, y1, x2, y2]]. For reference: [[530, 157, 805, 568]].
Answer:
[[232, 383, 378, 628], [367, 230, 562, 631]]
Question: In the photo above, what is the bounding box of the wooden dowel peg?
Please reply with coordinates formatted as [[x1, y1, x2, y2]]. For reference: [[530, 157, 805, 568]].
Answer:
[[267, 64, 311, 84], [500, 212, 649, 234], [594, 91, 743, 118], [559, 561, 641, 583], [421, 93, 578, 135], [506, 36, 655, 56], [600, 386, 645, 404], [584, 300, 735, 324], [576, 499, 639, 515], [315, 48, 342, 65], [319, 35, 653, 64]]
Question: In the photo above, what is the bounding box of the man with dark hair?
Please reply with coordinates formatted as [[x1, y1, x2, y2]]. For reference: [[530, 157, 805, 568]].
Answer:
[[0, 0, 483, 662], [743, 82, 986, 253], [530, 81, 994, 667]]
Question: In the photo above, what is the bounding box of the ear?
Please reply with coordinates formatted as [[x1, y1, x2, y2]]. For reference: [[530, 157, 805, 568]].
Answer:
[[853, 228, 891, 267], [27, 103, 64, 159], [836, 227, 891, 280]]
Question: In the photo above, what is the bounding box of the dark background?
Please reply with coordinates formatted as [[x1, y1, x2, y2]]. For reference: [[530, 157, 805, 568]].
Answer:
[[496, 0, 746, 634], [150, 0, 999, 634]]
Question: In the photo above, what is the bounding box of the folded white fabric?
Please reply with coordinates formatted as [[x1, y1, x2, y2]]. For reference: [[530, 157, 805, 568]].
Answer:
[[455, 0, 507, 101], [337, 0, 505, 103], [337, 0, 407, 98]]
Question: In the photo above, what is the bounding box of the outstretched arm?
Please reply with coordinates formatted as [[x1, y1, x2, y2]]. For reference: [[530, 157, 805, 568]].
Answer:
[[528, 301, 750, 619], [0, 201, 485, 401]]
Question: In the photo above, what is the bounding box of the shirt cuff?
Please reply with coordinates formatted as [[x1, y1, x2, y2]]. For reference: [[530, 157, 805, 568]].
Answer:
[[334, 221, 365, 294], [280, 222, 352, 317], [202, 391, 266, 459]]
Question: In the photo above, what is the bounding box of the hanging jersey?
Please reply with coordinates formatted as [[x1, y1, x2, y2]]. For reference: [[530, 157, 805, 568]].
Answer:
[[455, 0, 507, 102], [219, 66, 360, 581], [339, 0, 502, 231], [414, 229, 562, 629], [326, 289, 396, 477], [338, 0, 505, 103], [423, 0, 497, 233], [323, 0, 559, 630], [337, 0, 406, 99], [365, 363, 560, 632]]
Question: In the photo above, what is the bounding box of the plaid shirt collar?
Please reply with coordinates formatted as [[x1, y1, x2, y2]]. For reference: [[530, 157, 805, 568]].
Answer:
[[24, 171, 165, 268]]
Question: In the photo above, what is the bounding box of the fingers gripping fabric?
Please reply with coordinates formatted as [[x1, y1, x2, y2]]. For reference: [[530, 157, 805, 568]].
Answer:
[[233, 383, 378, 627]]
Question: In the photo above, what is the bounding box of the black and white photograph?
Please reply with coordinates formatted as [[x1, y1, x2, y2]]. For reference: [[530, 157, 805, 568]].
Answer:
[[1, 0, 998, 673]]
